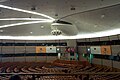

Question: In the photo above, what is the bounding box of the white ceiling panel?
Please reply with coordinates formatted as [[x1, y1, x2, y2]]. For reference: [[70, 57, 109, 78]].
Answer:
[[0, 0, 120, 40]]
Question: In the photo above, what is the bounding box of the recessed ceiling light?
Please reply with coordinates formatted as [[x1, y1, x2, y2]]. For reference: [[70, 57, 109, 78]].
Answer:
[[41, 25, 44, 28], [94, 24, 98, 28], [0, 30, 3, 32], [30, 32, 33, 34], [101, 14, 105, 18]]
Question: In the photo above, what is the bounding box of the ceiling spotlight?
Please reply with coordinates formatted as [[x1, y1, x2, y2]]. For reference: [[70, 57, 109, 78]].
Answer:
[[71, 7, 76, 10], [55, 13, 58, 17], [0, 30, 3, 32], [70, 5, 76, 10], [31, 6, 36, 11]]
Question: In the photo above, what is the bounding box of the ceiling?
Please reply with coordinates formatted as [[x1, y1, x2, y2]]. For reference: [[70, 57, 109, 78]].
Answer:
[[0, 0, 120, 40]]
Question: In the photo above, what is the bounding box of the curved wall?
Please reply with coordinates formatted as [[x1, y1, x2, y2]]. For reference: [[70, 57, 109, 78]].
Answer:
[[0, 40, 67, 62], [0, 34, 120, 69], [77, 35, 120, 69]]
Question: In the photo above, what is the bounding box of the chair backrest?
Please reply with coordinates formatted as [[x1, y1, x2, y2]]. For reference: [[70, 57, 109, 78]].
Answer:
[[9, 75, 21, 80]]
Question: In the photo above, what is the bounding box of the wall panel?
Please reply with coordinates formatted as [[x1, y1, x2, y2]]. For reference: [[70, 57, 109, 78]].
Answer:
[[78, 46, 87, 54], [36, 40, 47, 43], [15, 40, 26, 43], [77, 39, 86, 42], [26, 56, 35, 62], [46, 56, 58, 62], [14, 57, 25, 62], [101, 46, 111, 55], [2, 57, 14, 62], [100, 37, 109, 41], [110, 35, 118, 40], [2, 46, 14, 54], [111, 45, 120, 56], [78, 46, 88, 61], [36, 46, 46, 53], [36, 56, 47, 62], [0, 46, 1, 54], [92, 58, 102, 65], [60, 47, 66, 53], [90, 38, 99, 42], [26, 40, 36, 43], [15, 46, 25, 53], [113, 61, 120, 69], [103, 59, 112, 67], [2, 40, 14, 43], [91, 46, 101, 54], [46, 47, 56, 53], [26, 46, 36, 53]]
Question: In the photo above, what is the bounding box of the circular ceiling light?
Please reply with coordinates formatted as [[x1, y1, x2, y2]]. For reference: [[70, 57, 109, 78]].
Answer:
[[94, 24, 98, 28], [101, 14, 105, 18], [30, 32, 33, 34], [0, 0, 8, 2], [41, 25, 44, 29], [0, 30, 3, 32]]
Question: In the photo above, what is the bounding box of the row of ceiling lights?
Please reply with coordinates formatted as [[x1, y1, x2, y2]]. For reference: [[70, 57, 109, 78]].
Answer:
[[0, 25, 44, 33], [0, 25, 62, 36]]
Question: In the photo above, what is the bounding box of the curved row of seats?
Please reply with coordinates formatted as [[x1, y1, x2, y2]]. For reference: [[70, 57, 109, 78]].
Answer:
[[0, 62, 76, 80], [0, 60, 120, 80], [53, 60, 120, 80]]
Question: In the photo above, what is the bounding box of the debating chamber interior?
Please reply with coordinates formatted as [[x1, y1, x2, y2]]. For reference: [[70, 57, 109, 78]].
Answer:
[[0, 0, 120, 80]]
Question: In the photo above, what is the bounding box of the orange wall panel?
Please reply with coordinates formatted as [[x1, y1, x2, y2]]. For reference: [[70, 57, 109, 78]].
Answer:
[[101, 46, 111, 55], [36, 46, 46, 53]]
